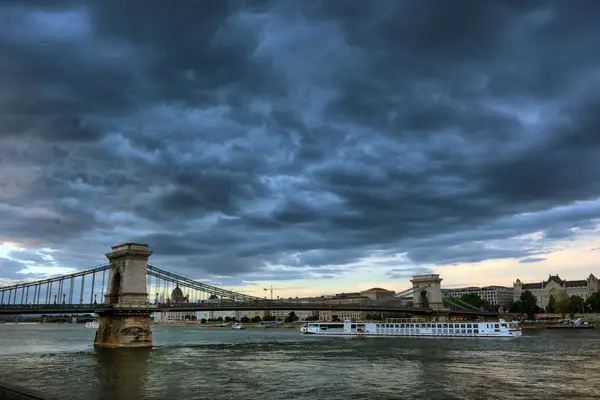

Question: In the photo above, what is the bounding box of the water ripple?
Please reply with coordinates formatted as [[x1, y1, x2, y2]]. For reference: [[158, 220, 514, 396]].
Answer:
[[0, 325, 599, 399]]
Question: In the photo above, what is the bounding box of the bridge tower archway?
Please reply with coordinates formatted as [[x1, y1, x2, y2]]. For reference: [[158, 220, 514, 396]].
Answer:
[[420, 290, 429, 308], [410, 274, 444, 310], [95, 243, 153, 348], [109, 271, 121, 305]]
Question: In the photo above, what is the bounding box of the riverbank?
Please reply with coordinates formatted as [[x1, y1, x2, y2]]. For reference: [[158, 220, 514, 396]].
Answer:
[[520, 323, 596, 330], [520, 324, 547, 330], [0, 380, 55, 399], [151, 321, 304, 329]]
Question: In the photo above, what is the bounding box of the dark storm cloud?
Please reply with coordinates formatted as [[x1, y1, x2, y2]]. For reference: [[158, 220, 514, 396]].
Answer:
[[7, 250, 48, 264], [387, 267, 434, 280], [1, 0, 600, 285], [0, 257, 27, 280], [519, 257, 546, 264]]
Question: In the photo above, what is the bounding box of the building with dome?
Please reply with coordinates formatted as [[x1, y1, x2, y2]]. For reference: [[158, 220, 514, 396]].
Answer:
[[513, 274, 599, 309], [170, 285, 189, 304]]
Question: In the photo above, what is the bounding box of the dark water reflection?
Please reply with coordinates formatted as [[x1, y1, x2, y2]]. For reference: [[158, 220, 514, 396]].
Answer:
[[93, 348, 151, 399], [0, 324, 599, 400]]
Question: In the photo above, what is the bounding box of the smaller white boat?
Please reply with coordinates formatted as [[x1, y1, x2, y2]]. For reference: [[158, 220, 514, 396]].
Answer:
[[231, 323, 245, 330], [85, 321, 99, 329]]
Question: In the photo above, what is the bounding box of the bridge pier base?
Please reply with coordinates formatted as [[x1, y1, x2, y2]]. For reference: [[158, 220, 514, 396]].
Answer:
[[94, 243, 154, 348], [94, 310, 153, 348]]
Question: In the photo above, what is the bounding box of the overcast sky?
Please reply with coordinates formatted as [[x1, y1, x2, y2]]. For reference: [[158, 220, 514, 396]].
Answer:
[[1, 1, 600, 297]]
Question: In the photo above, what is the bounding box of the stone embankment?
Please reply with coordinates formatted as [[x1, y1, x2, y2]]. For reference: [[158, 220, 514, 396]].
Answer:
[[0, 381, 54, 399], [151, 321, 304, 329]]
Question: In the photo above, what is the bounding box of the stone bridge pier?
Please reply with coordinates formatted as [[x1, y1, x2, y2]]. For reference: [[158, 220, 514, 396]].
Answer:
[[94, 243, 154, 348]]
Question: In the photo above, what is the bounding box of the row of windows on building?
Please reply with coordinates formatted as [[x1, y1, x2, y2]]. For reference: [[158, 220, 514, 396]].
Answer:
[[154, 309, 381, 322], [441, 286, 514, 306]]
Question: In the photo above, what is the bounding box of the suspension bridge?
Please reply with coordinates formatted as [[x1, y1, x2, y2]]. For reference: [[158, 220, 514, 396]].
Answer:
[[0, 243, 498, 347]]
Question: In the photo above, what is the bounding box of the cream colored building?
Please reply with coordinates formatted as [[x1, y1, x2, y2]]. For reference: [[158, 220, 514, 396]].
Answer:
[[153, 311, 196, 322], [360, 287, 395, 300], [442, 286, 514, 307], [319, 310, 366, 321], [195, 310, 239, 321], [267, 309, 315, 320], [317, 287, 396, 321], [514, 274, 599, 309]]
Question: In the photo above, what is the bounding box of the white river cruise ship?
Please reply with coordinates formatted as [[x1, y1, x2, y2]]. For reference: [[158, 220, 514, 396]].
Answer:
[[300, 318, 522, 338]]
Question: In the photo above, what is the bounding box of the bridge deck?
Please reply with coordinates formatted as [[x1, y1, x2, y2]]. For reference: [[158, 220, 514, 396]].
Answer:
[[0, 302, 499, 316]]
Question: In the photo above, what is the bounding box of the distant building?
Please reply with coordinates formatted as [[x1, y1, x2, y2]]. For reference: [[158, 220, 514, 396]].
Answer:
[[319, 287, 396, 321], [360, 287, 396, 300], [195, 310, 238, 321], [319, 310, 366, 321], [442, 286, 514, 308], [513, 274, 599, 309], [155, 287, 398, 323], [170, 285, 189, 303], [153, 286, 193, 322], [154, 311, 196, 322], [268, 310, 314, 320]]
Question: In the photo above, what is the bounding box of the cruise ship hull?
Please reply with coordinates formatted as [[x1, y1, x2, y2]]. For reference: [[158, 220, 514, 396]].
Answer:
[[302, 332, 519, 338], [301, 318, 522, 338]]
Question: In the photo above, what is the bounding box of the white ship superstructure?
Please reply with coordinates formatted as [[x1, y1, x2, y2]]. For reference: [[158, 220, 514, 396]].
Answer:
[[300, 318, 522, 338]]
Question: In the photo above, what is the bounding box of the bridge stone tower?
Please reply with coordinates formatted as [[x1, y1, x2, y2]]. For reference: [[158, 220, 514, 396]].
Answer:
[[410, 274, 444, 310], [94, 243, 153, 348]]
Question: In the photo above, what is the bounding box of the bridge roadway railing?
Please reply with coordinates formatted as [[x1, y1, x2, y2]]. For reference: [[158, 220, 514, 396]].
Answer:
[[153, 301, 498, 316], [0, 301, 431, 313], [0, 265, 111, 306], [0, 300, 500, 316], [0, 304, 111, 314]]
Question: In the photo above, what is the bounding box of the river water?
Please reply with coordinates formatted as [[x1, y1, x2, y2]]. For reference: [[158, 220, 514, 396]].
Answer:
[[0, 324, 599, 400]]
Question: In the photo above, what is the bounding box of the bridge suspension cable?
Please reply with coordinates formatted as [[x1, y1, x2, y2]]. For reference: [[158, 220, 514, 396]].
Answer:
[[442, 296, 483, 312], [0, 265, 111, 306], [146, 265, 269, 303]]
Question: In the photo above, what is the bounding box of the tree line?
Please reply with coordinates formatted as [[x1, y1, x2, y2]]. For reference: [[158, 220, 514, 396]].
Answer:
[[457, 290, 600, 320], [173, 311, 313, 324], [507, 290, 600, 318]]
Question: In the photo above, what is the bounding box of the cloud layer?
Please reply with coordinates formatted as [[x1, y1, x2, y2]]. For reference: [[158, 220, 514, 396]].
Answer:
[[1, 1, 600, 286]]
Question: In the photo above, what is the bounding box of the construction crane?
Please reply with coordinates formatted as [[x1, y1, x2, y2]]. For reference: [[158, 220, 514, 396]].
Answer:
[[263, 285, 278, 300]]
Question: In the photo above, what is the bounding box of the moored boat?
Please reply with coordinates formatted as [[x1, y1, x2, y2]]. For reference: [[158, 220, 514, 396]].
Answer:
[[85, 321, 99, 329], [546, 317, 594, 330], [300, 318, 522, 338]]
